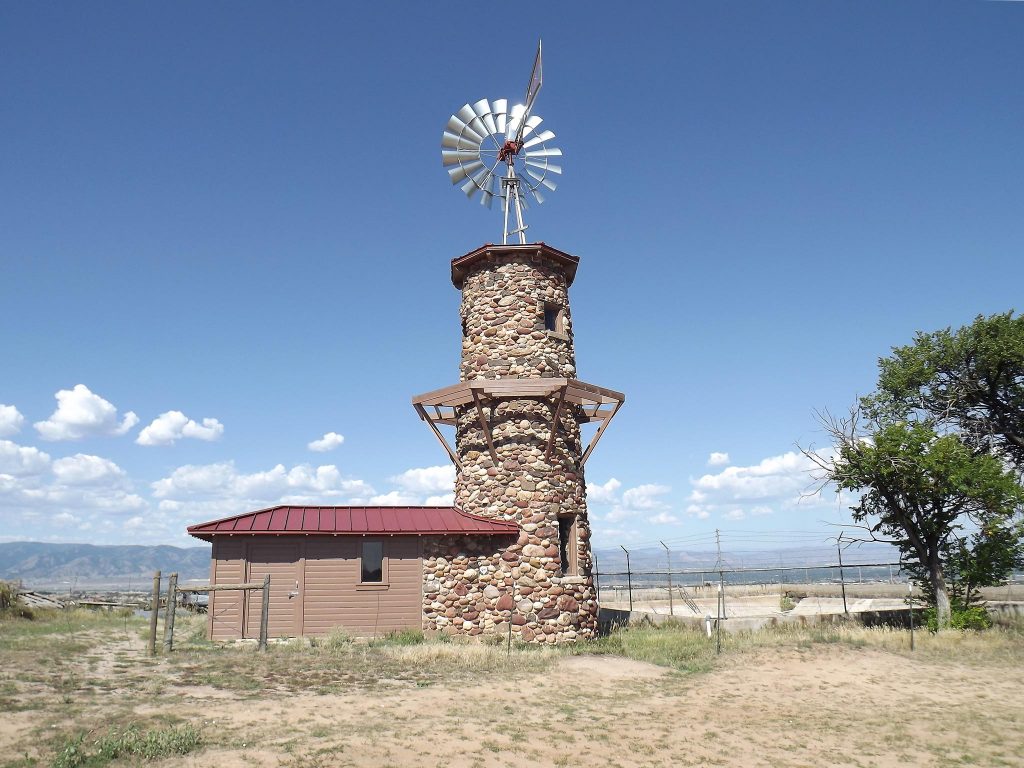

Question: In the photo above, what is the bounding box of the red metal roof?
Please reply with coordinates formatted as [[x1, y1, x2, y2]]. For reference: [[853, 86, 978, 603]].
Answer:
[[187, 505, 518, 540]]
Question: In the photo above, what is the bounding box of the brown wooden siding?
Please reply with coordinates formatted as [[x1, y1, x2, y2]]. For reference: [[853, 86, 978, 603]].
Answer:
[[209, 539, 245, 641], [303, 537, 421, 637], [245, 541, 300, 639], [207, 536, 422, 639]]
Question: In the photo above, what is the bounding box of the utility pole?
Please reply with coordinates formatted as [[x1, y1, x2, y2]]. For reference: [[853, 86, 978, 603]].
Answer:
[[837, 533, 849, 615], [715, 529, 726, 618], [660, 540, 674, 616], [620, 545, 632, 612]]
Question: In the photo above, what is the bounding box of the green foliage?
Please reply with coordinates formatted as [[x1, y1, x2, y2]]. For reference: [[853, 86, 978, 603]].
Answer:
[[924, 605, 992, 633], [369, 629, 425, 647], [819, 312, 1024, 627], [780, 595, 796, 612], [870, 311, 1024, 468], [831, 422, 1024, 567], [0, 582, 34, 619], [51, 725, 201, 767]]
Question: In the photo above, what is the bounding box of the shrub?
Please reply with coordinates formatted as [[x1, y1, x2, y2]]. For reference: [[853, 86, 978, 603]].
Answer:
[[924, 605, 992, 632]]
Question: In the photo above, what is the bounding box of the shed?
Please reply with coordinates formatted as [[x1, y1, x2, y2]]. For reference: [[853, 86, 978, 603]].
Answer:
[[187, 505, 517, 640]]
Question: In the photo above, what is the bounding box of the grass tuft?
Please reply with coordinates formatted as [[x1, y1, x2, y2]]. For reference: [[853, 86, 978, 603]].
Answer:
[[52, 724, 201, 767]]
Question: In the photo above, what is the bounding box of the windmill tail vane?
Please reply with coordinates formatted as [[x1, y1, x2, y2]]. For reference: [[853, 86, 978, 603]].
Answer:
[[440, 40, 562, 245]]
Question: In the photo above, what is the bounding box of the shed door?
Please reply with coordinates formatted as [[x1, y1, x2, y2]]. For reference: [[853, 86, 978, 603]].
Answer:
[[245, 541, 300, 639]]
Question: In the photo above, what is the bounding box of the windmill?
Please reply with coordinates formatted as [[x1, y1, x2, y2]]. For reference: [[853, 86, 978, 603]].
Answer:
[[441, 41, 562, 245]]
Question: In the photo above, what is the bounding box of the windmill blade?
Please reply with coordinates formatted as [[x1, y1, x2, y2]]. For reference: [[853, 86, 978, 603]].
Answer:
[[493, 99, 508, 134], [480, 171, 498, 208], [531, 187, 546, 204], [442, 131, 480, 150], [506, 104, 526, 140], [448, 159, 484, 185], [525, 158, 562, 175], [461, 167, 490, 198], [446, 113, 485, 144], [472, 99, 499, 137], [522, 129, 555, 149], [476, 169, 494, 205], [441, 149, 481, 166], [523, 147, 563, 159], [518, 115, 543, 142]]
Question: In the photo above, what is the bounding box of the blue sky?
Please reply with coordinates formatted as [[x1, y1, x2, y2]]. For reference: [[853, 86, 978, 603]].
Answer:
[[1, 1, 1022, 549]]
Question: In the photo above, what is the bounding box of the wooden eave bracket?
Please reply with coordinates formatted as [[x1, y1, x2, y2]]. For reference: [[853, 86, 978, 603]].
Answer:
[[544, 384, 569, 462], [580, 399, 623, 467], [414, 402, 462, 470], [471, 388, 500, 466]]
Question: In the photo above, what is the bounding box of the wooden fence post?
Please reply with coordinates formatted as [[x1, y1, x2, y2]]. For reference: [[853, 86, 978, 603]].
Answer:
[[148, 570, 161, 656], [258, 574, 271, 652], [163, 573, 178, 652]]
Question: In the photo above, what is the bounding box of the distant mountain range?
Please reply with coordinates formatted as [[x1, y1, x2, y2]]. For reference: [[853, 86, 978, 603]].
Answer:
[[1, 539, 902, 591], [0, 541, 211, 589]]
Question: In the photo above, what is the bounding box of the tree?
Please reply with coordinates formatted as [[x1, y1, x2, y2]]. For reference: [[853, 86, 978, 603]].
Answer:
[[821, 417, 1024, 626], [869, 311, 1024, 468]]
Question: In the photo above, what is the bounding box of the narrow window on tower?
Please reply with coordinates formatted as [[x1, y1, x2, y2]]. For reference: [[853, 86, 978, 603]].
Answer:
[[543, 302, 564, 335], [558, 516, 577, 576], [360, 541, 384, 583]]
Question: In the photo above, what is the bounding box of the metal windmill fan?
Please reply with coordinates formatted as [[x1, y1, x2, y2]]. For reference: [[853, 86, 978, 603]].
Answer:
[[441, 41, 562, 245]]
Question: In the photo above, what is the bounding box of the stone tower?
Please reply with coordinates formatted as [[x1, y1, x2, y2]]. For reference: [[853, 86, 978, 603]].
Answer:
[[414, 242, 624, 643]]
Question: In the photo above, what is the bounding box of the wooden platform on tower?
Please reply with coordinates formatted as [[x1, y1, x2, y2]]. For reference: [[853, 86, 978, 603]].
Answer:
[[412, 378, 624, 469]]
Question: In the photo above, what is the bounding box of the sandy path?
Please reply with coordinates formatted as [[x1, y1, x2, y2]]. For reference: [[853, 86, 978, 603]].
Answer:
[[154, 646, 1024, 768]]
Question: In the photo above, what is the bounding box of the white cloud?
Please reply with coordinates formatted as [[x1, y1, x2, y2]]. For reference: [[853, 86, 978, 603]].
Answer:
[[695, 451, 817, 500], [0, 405, 25, 437], [750, 505, 774, 517], [152, 461, 374, 504], [308, 431, 345, 452], [136, 411, 224, 446], [647, 512, 679, 525], [425, 492, 455, 506], [52, 454, 127, 486], [707, 451, 730, 466], [34, 384, 138, 441], [0, 440, 51, 477], [390, 465, 456, 494], [723, 508, 746, 521], [0, 443, 147, 537], [605, 483, 673, 522], [621, 484, 671, 510], [686, 504, 711, 520], [369, 490, 422, 506], [586, 478, 622, 504]]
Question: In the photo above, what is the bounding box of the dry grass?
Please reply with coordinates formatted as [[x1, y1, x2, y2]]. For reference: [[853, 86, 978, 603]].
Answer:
[[2, 609, 1022, 767]]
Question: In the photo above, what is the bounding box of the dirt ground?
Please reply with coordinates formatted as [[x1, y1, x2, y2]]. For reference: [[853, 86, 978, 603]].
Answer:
[[3, 615, 1023, 768]]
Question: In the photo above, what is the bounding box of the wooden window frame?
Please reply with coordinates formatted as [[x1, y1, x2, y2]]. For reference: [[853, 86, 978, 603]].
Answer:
[[540, 300, 568, 340], [557, 515, 578, 577], [356, 539, 390, 590]]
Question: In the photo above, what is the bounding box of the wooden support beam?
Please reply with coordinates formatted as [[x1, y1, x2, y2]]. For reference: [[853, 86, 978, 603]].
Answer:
[[148, 570, 161, 657], [258, 574, 270, 652], [544, 385, 568, 462], [177, 582, 268, 593], [163, 572, 178, 652], [580, 400, 623, 467], [472, 388, 499, 466], [414, 403, 463, 470]]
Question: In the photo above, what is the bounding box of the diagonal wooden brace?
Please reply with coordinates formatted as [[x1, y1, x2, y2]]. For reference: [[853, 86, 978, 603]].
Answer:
[[544, 384, 569, 463], [471, 388, 499, 466]]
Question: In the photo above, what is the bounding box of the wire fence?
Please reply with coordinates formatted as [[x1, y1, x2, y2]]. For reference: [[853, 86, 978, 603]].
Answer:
[[591, 533, 1024, 616]]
